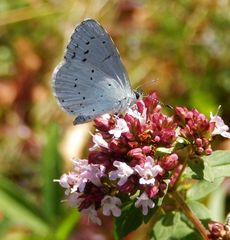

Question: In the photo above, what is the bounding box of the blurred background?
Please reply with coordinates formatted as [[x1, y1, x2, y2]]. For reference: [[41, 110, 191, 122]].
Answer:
[[0, 0, 230, 239]]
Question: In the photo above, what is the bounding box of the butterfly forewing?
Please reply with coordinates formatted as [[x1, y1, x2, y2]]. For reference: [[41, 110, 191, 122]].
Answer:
[[64, 19, 131, 90]]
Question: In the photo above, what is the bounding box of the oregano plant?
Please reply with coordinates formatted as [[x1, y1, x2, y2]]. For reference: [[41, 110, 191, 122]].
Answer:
[[55, 92, 230, 240]]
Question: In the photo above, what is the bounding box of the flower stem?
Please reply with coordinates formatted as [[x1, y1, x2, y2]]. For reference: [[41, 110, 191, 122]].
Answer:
[[171, 191, 209, 240]]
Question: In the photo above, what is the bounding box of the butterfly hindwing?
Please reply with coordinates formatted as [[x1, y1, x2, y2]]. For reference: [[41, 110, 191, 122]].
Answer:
[[53, 59, 125, 117]]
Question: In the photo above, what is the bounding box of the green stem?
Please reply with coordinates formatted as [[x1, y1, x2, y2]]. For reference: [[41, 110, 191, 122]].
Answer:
[[171, 191, 209, 240]]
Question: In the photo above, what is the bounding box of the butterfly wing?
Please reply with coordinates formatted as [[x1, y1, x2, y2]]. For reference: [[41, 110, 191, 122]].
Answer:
[[53, 59, 127, 124], [64, 19, 132, 91], [52, 19, 135, 124]]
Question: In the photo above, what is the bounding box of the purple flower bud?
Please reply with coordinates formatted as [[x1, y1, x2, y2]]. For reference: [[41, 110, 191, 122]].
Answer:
[[142, 146, 152, 155], [160, 154, 179, 170], [205, 148, 212, 155], [146, 186, 159, 198], [195, 138, 203, 146], [208, 221, 225, 238]]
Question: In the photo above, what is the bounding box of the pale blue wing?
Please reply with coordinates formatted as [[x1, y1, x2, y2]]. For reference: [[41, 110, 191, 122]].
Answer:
[[53, 59, 128, 123], [64, 19, 132, 91]]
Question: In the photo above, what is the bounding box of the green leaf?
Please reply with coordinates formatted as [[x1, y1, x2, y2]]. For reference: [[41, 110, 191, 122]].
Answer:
[[156, 147, 174, 155], [186, 158, 205, 180], [186, 200, 211, 221], [151, 212, 202, 240], [207, 185, 226, 222], [0, 176, 50, 236], [41, 124, 63, 223], [114, 202, 143, 240], [203, 161, 215, 182], [186, 151, 230, 181], [207, 150, 230, 166], [187, 177, 224, 200], [203, 150, 230, 178]]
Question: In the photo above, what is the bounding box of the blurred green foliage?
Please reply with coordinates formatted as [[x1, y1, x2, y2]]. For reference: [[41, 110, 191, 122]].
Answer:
[[0, 0, 229, 239]]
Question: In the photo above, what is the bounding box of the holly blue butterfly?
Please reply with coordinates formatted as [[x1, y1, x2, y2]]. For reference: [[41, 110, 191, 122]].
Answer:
[[52, 19, 139, 124]]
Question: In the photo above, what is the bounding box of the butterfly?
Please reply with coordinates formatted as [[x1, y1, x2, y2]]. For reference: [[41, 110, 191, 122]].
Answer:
[[52, 19, 139, 124]]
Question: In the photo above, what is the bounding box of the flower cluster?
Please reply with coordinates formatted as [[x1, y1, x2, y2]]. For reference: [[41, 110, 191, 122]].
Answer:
[[56, 93, 230, 225], [208, 218, 230, 240]]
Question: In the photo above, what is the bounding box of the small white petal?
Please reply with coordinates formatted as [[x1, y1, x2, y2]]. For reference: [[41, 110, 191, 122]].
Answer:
[[109, 118, 129, 138], [210, 113, 230, 139], [135, 192, 155, 215], [109, 161, 134, 186]]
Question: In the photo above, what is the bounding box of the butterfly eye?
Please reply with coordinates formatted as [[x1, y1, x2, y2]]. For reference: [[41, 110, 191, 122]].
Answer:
[[135, 91, 141, 100]]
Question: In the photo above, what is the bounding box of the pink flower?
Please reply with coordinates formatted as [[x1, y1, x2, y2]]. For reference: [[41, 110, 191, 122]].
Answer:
[[81, 204, 102, 225], [67, 192, 83, 208], [84, 164, 105, 187], [56, 173, 78, 195], [135, 192, 155, 215], [101, 196, 122, 217], [210, 112, 230, 138], [89, 133, 109, 151], [72, 160, 105, 192], [109, 161, 134, 186], [73, 159, 89, 172], [126, 102, 147, 125], [134, 156, 163, 185], [109, 118, 129, 138]]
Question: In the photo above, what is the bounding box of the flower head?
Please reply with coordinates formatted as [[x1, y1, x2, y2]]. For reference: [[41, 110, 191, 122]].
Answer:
[[174, 107, 214, 155], [57, 92, 225, 225]]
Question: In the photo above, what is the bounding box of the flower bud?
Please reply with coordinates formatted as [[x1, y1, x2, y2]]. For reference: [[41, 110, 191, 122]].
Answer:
[[208, 221, 225, 238], [146, 186, 159, 198], [160, 154, 179, 170]]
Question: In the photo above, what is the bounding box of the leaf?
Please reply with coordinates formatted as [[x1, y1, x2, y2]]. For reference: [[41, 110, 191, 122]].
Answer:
[[0, 176, 50, 236], [186, 158, 205, 180], [203, 161, 215, 182], [207, 185, 226, 222], [151, 212, 202, 240], [41, 124, 63, 223], [156, 147, 174, 155], [186, 200, 211, 221], [187, 177, 224, 200], [203, 150, 230, 178], [114, 202, 143, 240], [186, 150, 230, 181], [204, 150, 230, 166]]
